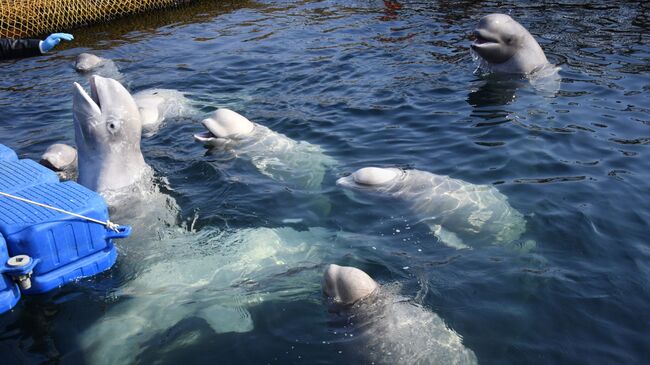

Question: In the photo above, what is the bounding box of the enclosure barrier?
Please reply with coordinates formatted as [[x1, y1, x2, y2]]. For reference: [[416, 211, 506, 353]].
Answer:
[[0, 0, 195, 38], [0, 143, 131, 314]]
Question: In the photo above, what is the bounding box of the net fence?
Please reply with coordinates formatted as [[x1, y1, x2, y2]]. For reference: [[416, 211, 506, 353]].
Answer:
[[0, 0, 194, 38]]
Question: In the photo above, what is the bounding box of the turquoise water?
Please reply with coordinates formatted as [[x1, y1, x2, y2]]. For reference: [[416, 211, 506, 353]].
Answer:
[[1, 1, 650, 363]]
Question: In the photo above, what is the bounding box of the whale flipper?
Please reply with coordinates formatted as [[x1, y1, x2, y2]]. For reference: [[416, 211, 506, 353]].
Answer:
[[428, 223, 470, 250], [198, 304, 254, 334]]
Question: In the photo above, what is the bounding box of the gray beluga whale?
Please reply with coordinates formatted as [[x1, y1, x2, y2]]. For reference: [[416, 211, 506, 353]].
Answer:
[[74, 53, 104, 72], [73, 75, 150, 194], [39, 143, 77, 180], [74, 52, 122, 80], [322, 264, 478, 365], [72, 75, 180, 234], [337, 167, 529, 250], [194, 108, 336, 190], [75, 226, 335, 365], [132, 88, 193, 136], [471, 13, 551, 75]]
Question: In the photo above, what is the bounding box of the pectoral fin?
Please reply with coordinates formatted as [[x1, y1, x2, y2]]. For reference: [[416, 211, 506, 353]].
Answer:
[[198, 304, 254, 334], [428, 224, 470, 250]]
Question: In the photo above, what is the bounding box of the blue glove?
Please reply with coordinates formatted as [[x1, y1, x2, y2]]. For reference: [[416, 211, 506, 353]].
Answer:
[[40, 33, 74, 53]]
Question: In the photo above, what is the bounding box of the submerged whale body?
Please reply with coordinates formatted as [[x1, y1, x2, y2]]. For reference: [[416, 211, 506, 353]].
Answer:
[[194, 108, 335, 190], [323, 264, 478, 365], [75, 226, 337, 365], [337, 167, 529, 249]]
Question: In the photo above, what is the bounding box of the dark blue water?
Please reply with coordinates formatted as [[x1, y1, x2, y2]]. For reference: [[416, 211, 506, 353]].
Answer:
[[1, 1, 650, 364]]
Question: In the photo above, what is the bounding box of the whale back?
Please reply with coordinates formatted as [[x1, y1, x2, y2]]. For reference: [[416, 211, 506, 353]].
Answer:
[[350, 285, 478, 365], [227, 124, 335, 190]]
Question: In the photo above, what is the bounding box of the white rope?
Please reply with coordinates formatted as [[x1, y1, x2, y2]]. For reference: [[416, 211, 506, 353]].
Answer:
[[0, 191, 121, 232]]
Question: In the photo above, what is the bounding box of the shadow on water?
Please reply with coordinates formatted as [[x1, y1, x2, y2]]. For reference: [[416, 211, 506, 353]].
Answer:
[[467, 78, 520, 107]]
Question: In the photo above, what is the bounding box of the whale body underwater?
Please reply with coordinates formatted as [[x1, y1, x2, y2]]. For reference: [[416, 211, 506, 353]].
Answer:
[[337, 167, 530, 249], [322, 264, 478, 365], [194, 108, 336, 190]]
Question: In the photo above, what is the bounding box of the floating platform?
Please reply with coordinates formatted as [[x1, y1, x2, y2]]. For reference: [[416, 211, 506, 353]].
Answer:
[[0, 144, 130, 314]]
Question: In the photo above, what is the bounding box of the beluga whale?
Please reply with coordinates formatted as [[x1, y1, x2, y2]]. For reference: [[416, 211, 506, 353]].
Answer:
[[194, 108, 335, 190], [72, 75, 180, 232], [73, 75, 150, 195], [74, 52, 123, 81], [471, 13, 553, 76], [337, 167, 531, 250], [39, 143, 77, 180], [132, 88, 193, 136], [322, 264, 478, 365]]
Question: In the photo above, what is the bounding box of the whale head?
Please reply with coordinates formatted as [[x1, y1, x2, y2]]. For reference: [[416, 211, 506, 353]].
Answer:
[[75, 53, 104, 72], [471, 14, 548, 74], [73, 75, 146, 193], [132, 92, 164, 129], [323, 264, 378, 305], [337, 167, 402, 189], [193, 108, 255, 147], [40, 143, 77, 172]]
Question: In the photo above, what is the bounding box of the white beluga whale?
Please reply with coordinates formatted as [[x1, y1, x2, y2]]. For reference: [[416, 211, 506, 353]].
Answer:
[[469, 14, 561, 97], [337, 167, 530, 250], [74, 52, 122, 80], [194, 108, 335, 190], [39, 143, 77, 180], [471, 13, 551, 75], [73, 75, 150, 194], [132, 88, 193, 136], [322, 264, 478, 365], [75, 226, 336, 365]]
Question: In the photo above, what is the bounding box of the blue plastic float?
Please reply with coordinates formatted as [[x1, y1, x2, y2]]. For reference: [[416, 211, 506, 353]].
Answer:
[[0, 143, 130, 313]]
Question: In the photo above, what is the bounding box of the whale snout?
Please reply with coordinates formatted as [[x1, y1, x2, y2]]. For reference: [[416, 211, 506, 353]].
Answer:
[[194, 108, 255, 147], [322, 264, 378, 305]]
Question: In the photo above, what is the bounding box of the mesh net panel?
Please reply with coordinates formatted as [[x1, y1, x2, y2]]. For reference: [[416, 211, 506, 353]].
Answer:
[[0, 0, 194, 38]]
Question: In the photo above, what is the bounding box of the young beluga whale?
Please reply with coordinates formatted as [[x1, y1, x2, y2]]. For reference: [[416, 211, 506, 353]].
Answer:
[[39, 143, 77, 180], [74, 52, 123, 81], [194, 108, 336, 190], [337, 167, 531, 250], [132, 88, 194, 136], [322, 264, 478, 365]]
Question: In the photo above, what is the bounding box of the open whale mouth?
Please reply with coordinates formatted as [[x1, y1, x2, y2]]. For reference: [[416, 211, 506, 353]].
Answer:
[[73, 76, 103, 118], [471, 30, 500, 49], [193, 131, 218, 143], [193, 119, 231, 147]]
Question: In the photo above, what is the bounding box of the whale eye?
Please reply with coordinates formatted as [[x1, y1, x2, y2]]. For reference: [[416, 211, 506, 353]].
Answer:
[[506, 37, 513, 44], [106, 119, 121, 134]]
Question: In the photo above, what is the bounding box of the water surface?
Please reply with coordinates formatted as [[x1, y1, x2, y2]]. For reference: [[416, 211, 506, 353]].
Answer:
[[1, 1, 649, 364]]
